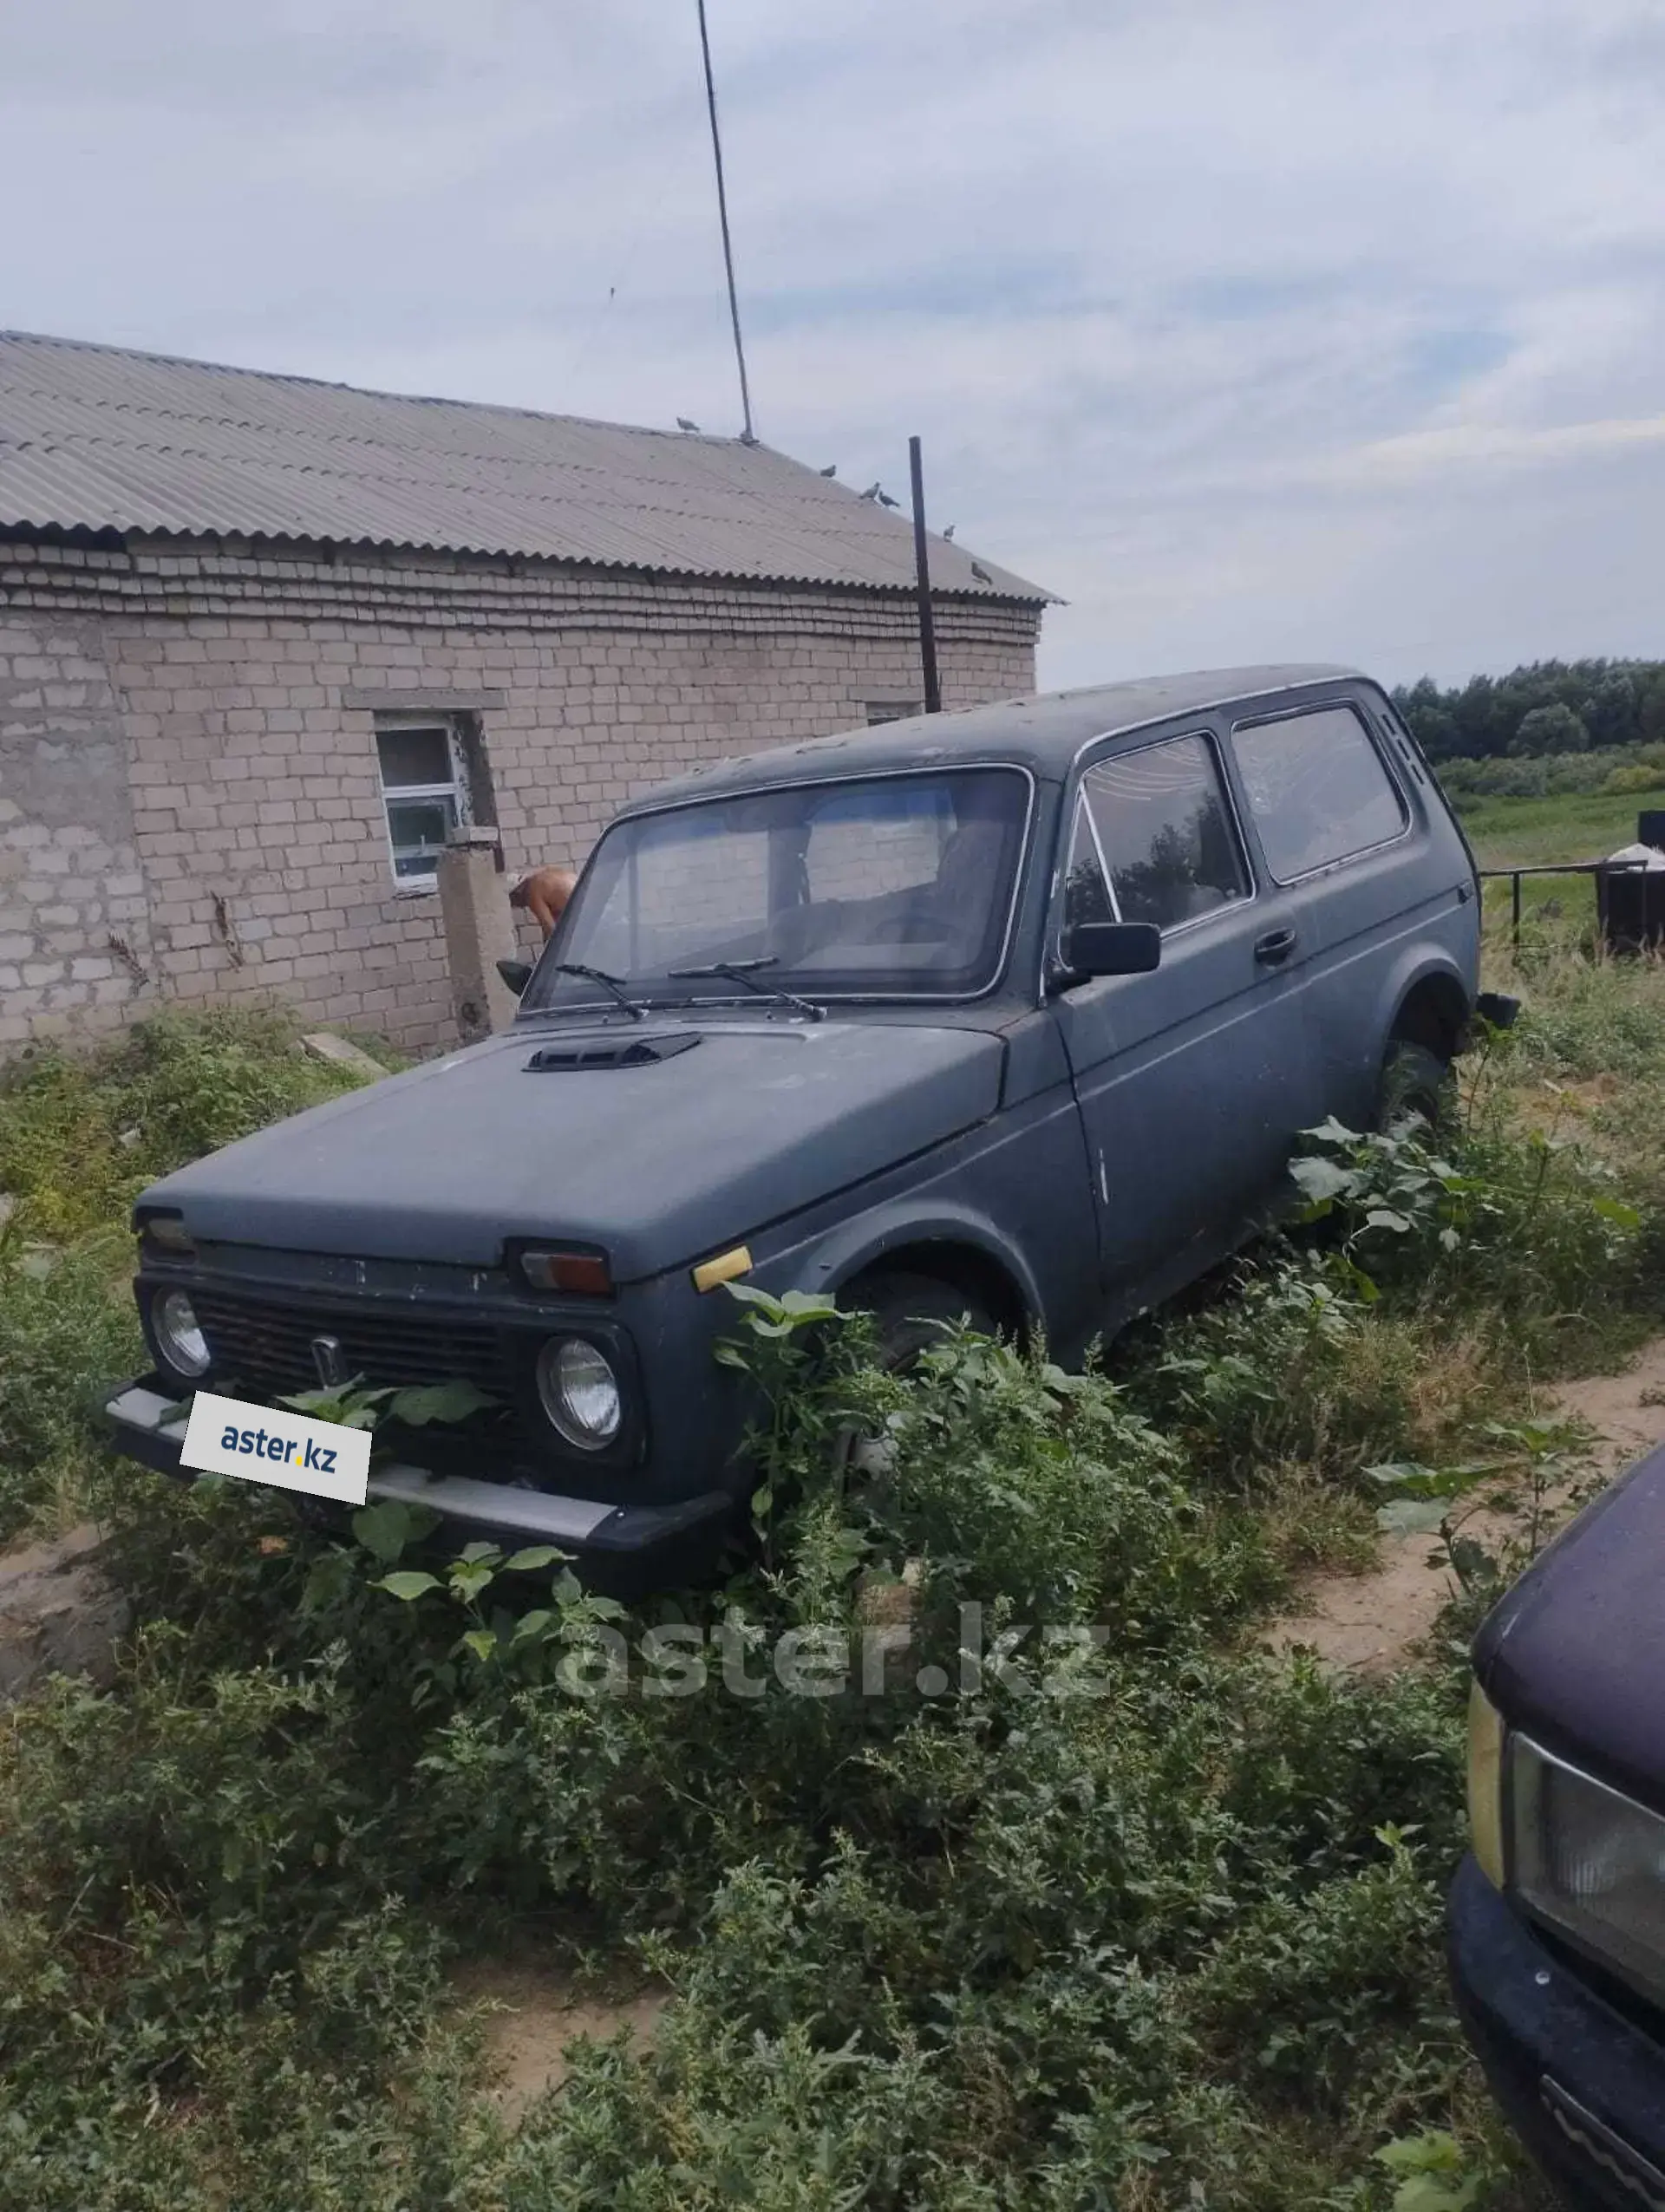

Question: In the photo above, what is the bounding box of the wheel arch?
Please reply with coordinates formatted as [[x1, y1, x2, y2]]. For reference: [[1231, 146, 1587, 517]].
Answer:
[[1387, 962, 1472, 1063], [804, 1204, 1043, 1343]]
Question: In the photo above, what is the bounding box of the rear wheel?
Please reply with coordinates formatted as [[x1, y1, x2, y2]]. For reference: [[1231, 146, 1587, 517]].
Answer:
[[1378, 1040, 1455, 1132]]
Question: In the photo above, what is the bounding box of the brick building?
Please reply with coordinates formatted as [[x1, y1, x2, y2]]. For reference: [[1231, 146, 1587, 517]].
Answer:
[[0, 331, 1046, 1055]]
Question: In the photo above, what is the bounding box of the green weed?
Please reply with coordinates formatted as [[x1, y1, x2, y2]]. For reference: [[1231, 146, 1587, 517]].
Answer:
[[0, 1231, 141, 1539], [2, 980, 1650, 2206], [0, 1004, 382, 1243]]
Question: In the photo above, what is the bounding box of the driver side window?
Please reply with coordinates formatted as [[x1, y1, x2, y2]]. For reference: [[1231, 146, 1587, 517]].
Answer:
[[1062, 795, 1117, 930], [1076, 734, 1249, 932]]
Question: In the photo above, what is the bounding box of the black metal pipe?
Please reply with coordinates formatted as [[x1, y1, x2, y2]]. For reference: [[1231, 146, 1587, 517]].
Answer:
[[908, 434, 941, 714], [696, 0, 755, 444], [1473, 857, 1654, 952]]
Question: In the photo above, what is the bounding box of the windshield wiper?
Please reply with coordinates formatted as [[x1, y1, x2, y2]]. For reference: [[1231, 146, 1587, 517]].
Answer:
[[545, 962, 647, 1021], [667, 956, 826, 1022]]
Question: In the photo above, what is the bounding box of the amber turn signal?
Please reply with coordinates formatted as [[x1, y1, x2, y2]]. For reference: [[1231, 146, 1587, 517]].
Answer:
[[692, 1245, 752, 1294], [1467, 1677, 1507, 1889]]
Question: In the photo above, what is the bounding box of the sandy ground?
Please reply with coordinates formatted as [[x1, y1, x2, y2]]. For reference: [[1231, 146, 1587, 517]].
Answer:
[[1267, 1332, 1665, 1674], [452, 1958, 669, 2122]]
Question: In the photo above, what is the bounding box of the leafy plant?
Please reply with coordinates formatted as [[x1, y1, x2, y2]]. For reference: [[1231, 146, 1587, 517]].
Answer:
[[0, 1230, 142, 1538], [1290, 1108, 1642, 1360], [1374, 2127, 1504, 2210]]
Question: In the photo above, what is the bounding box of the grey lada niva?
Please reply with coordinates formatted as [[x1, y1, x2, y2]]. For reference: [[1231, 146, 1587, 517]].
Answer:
[[107, 664, 1488, 1579]]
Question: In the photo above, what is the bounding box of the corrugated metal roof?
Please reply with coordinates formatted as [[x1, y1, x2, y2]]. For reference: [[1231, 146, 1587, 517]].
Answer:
[[0, 330, 1048, 602]]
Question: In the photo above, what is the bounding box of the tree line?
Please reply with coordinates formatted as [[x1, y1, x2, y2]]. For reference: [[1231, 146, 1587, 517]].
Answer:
[[1392, 659, 1665, 762]]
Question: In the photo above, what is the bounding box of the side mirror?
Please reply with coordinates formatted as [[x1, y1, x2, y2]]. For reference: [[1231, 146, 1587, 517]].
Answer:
[[496, 958, 533, 998], [1057, 921, 1162, 982]]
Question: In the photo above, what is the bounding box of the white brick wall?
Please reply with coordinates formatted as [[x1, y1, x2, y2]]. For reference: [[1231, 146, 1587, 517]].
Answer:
[[0, 532, 1041, 1054], [0, 616, 155, 1050]]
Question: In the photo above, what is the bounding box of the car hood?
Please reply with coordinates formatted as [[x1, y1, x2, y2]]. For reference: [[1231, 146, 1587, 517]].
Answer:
[[1476, 1439, 1665, 1814], [138, 1016, 1005, 1279]]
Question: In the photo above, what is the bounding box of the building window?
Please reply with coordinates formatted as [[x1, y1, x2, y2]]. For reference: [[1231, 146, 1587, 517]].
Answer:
[[865, 700, 923, 726], [375, 715, 473, 888]]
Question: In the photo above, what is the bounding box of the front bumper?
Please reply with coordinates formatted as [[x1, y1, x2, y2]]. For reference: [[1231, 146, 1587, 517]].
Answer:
[[1448, 1851, 1665, 2209], [104, 1375, 735, 1584]]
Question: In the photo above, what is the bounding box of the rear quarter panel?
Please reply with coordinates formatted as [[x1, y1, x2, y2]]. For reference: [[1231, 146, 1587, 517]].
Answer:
[[1234, 683, 1479, 1131]]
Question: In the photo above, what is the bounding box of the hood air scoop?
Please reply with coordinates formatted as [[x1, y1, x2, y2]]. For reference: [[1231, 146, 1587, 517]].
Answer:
[[524, 1031, 702, 1073]]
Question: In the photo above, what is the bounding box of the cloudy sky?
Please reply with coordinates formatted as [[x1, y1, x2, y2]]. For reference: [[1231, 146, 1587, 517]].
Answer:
[[4, 0, 1663, 688]]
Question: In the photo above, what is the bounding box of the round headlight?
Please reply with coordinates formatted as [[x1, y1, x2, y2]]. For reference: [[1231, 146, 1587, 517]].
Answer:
[[536, 1336, 622, 1450], [153, 1288, 210, 1380]]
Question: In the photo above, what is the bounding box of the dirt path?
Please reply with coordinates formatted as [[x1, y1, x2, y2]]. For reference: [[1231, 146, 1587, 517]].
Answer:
[[1266, 1334, 1665, 1674], [451, 1958, 668, 2122]]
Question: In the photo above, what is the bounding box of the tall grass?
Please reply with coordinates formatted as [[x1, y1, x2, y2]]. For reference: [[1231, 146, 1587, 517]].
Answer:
[[0, 978, 1649, 2207], [0, 1008, 388, 1537]]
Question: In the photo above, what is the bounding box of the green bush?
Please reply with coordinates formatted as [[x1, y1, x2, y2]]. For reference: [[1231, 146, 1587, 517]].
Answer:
[[0, 1006, 379, 1243], [0, 1235, 142, 1538], [0, 1006, 387, 1538], [1290, 1109, 1646, 1363], [1435, 739, 1665, 804], [0, 1628, 500, 2212], [3, 1002, 1630, 2203], [480, 1655, 1471, 2208], [1494, 946, 1665, 1080]]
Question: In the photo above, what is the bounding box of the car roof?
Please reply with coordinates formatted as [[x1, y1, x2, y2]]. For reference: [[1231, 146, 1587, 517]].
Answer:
[[623, 663, 1366, 811]]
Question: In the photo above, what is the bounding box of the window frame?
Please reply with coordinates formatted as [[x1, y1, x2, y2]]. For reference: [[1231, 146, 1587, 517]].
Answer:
[[1054, 725, 1257, 960], [539, 761, 1038, 1008], [375, 712, 473, 892], [1228, 696, 1411, 888]]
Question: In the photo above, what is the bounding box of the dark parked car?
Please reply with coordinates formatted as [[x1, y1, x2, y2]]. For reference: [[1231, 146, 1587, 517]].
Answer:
[[108, 664, 1486, 1576], [1453, 1442, 1665, 2209]]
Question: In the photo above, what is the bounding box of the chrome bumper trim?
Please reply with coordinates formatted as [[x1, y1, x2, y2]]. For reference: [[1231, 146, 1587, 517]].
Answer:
[[105, 1385, 617, 1542]]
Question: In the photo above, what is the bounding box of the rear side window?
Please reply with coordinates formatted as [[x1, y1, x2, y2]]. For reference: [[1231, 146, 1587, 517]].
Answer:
[[1231, 705, 1407, 882], [1076, 734, 1250, 931]]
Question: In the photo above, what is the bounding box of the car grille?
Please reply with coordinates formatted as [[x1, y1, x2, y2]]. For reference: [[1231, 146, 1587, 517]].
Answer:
[[191, 1287, 513, 1403]]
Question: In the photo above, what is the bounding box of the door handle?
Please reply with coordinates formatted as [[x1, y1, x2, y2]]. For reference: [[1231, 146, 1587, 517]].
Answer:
[[1254, 927, 1297, 965]]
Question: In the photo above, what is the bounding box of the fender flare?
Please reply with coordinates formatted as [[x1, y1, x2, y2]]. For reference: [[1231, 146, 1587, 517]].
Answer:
[[788, 1198, 1047, 1332], [1374, 944, 1473, 1061]]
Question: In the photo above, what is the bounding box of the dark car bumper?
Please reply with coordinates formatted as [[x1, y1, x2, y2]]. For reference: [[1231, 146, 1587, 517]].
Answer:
[[1448, 1852, 1665, 2209], [104, 1375, 736, 1586]]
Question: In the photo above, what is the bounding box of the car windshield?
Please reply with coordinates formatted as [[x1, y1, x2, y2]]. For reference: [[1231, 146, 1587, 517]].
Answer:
[[522, 768, 1029, 1013]]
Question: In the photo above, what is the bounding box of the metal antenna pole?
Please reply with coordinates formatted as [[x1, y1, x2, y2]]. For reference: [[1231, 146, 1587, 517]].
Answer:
[[909, 435, 942, 713], [696, 0, 756, 443]]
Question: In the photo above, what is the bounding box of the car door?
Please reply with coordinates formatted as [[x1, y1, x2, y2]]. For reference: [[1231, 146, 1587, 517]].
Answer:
[[1227, 695, 1432, 1131], [1048, 725, 1317, 1301]]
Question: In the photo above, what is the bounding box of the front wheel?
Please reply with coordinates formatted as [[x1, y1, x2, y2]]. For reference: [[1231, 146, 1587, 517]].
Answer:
[[843, 1270, 1001, 1371], [831, 1272, 1001, 1489]]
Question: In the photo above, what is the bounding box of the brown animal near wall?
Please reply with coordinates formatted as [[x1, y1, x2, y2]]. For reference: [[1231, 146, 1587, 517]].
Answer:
[[509, 865, 578, 939]]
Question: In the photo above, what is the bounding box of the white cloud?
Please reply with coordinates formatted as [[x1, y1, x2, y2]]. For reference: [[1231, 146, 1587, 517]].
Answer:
[[3, 0, 1663, 688]]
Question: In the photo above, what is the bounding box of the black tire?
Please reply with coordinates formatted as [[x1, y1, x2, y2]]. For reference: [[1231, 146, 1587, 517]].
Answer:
[[1378, 1041, 1454, 1133], [845, 1269, 1001, 1371], [829, 1272, 1001, 1493]]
